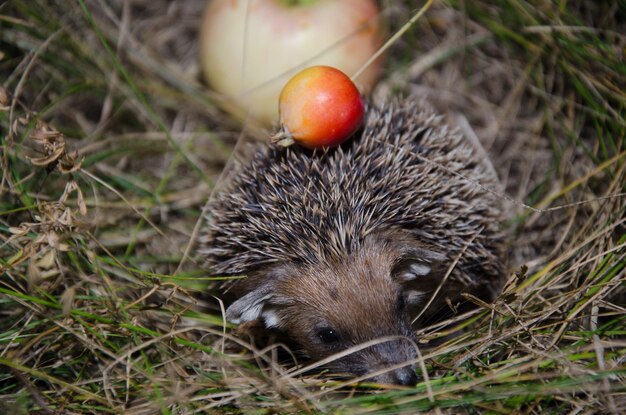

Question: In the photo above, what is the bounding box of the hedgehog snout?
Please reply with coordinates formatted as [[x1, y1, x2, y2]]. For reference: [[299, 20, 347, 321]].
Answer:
[[332, 336, 419, 386], [368, 365, 418, 386], [365, 337, 418, 386]]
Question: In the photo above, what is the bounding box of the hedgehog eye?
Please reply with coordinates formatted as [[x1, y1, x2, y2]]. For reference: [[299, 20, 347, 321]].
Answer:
[[316, 327, 341, 344]]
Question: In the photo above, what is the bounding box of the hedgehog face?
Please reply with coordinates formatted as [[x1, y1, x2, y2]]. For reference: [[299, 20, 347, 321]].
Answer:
[[225, 232, 447, 385], [275, 264, 419, 386]]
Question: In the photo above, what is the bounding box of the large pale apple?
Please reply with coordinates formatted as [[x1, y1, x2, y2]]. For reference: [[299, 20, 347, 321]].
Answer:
[[199, 0, 383, 126]]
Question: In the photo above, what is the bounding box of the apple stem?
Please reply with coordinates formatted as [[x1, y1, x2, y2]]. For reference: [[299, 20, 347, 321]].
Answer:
[[277, 0, 318, 7], [270, 126, 296, 147], [276, 136, 296, 147]]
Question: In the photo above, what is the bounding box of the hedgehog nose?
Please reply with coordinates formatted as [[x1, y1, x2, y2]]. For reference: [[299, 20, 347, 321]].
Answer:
[[394, 367, 418, 386], [369, 366, 418, 386]]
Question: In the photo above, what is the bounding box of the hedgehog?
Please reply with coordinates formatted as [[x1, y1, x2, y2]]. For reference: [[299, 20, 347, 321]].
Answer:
[[198, 98, 505, 386]]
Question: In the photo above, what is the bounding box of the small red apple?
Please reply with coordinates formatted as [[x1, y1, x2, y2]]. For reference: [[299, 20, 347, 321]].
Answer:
[[199, 0, 383, 126], [275, 66, 364, 149]]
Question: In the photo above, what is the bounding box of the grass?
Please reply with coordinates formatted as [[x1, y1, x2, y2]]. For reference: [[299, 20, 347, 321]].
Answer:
[[1, 0, 625, 413]]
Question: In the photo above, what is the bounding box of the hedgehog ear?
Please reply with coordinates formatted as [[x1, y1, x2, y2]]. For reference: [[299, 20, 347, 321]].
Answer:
[[392, 246, 447, 306], [225, 268, 292, 327], [225, 285, 275, 324]]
